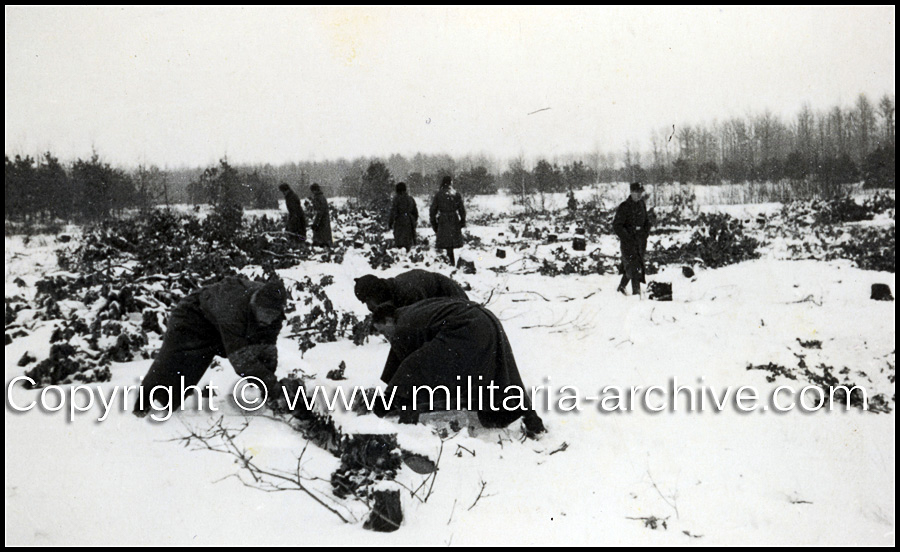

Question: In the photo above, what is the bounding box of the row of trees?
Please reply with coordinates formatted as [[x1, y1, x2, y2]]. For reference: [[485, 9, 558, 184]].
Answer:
[[4, 154, 281, 223], [5, 153, 135, 223], [635, 93, 895, 188], [5, 92, 895, 223]]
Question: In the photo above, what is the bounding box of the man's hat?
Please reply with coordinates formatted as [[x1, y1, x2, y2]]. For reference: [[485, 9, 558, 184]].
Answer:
[[252, 279, 287, 313], [441, 176, 452, 187], [630, 182, 644, 192], [371, 302, 398, 325], [354, 275, 390, 303]]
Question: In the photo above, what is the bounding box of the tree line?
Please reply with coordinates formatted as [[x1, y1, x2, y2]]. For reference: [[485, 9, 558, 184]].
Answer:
[[5, 92, 895, 223], [636, 93, 895, 189], [4, 155, 281, 223]]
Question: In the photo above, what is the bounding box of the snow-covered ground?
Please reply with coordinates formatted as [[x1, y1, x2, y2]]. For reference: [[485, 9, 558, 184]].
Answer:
[[4, 198, 895, 546]]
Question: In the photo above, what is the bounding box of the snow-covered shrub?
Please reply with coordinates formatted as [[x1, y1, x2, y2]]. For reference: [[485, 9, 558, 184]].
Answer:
[[651, 213, 760, 269]]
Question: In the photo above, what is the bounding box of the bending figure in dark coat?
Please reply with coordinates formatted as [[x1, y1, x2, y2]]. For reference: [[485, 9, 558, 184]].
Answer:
[[388, 181, 418, 250], [354, 269, 469, 311], [429, 175, 466, 266], [133, 276, 287, 416], [613, 182, 651, 296], [279, 182, 306, 242], [370, 299, 546, 438]]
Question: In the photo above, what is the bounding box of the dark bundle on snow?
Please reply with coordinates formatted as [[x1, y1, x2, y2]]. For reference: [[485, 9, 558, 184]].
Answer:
[[496, 248, 506, 259], [648, 281, 673, 301], [682, 266, 695, 278], [871, 284, 894, 301], [456, 258, 476, 274], [572, 237, 586, 251], [363, 489, 403, 532]]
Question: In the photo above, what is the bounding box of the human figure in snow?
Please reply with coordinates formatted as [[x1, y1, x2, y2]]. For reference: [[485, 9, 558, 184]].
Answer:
[[353, 269, 469, 312], [133, 276, 287, 417], [429, 175, 466, 267], [279, 182, 306, 242], [309, 183, 333, 247], [388, 181, 418, 250], [613, 182, 651, 296], [369, 298, 546, 438]]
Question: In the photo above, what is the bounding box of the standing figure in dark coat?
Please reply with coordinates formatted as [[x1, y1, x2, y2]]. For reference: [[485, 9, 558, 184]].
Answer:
[[429, 176, 466, 266], [613, 182, 651, 296], [370, 299, 546, 438], [133, 276, 288, 417], [354, 269, 469, 311], [309, 183, 333, 247], [388, 182, 418, 250], [279, 182, 306, 242]]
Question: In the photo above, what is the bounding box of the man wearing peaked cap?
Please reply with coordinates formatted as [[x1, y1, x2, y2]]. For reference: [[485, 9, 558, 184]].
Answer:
[[613, 182, 651, 296]]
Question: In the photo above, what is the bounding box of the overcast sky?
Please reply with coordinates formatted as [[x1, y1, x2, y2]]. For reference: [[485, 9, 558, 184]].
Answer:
[[5, 6, 896, 168]]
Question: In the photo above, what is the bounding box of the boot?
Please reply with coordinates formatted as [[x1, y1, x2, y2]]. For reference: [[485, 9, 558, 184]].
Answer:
[[523, 411, 546, 439], [618, 275, 629, 295]]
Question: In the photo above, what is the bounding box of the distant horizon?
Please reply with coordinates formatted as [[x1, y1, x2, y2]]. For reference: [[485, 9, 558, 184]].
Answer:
[[6, 6, 895, 168]]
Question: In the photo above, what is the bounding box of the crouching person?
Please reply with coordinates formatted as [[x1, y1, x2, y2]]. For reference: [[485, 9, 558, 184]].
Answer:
[[353, 269, 469, 312], [369, 298, 546, 438], [133, 276, 288, 417]]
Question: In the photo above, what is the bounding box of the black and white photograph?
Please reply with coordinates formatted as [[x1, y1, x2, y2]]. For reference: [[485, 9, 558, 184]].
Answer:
[[4, 5, 895, 546]]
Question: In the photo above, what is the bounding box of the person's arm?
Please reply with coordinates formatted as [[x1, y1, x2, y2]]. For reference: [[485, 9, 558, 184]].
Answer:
[[457, 193, 466, 227], [612, 204, 629, 241], [411, 197, 419, 225], [388, 196, 398, 228], [384, 327, 464, 405], [380, 347, 403, 384], [642, 202, 652, 239], [200, 284, 281, 392], [429, 196, 439, 231], [312, 196, 326, 229]]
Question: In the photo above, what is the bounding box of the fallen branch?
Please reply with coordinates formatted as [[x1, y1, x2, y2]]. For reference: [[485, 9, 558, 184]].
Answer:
[[172, 416, 356, 524], [788, 294, 823, 307], [648, 470, 679, 519], [455, 444, 476, 457], [626, 515, 669, 530], [467, 479, 492, 511]]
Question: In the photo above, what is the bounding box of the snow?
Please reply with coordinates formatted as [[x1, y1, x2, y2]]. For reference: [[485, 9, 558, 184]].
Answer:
[[4, 199, 895, 545]]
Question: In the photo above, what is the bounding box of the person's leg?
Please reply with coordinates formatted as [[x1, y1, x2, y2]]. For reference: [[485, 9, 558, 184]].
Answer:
[[133, 299, 221, 416], [134, 340, 218, 416], [522, 409, 546, 438], [632, 279, 641, 295], [447, 248, 456, 266], [618, 274, 629, 294]]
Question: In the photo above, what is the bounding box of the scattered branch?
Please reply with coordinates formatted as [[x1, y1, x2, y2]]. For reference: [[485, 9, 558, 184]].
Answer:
[[647, 470, 680, 519], [173, 416, 356, 524], [627, 515, 669, 530], [467, 479, 493, 511]]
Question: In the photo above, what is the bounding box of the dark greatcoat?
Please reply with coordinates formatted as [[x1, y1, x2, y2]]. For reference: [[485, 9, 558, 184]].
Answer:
[[429, 187, 466, 249], [381, 269, 469, 308], [380, 298, 536, 428], [388, 192, 418, 249], [283, 188, 307, 238], [134, 276, 285, 412], [310, 190, 333, 247], [613, 197, 651, 283]]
